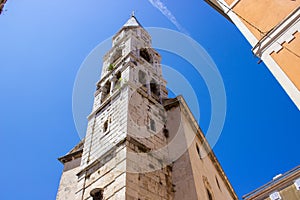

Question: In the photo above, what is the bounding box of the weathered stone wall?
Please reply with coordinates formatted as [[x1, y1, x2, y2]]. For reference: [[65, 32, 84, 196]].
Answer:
[[75, 144, 127, 200], [165, 105, 198, 200], [81, 67, 130, 168], [126, 141, 174, 200], [56, 158, 82, 200], [163, 99, 237, 200], [125, 80, 174, 199], [172, 100, 237, 200]]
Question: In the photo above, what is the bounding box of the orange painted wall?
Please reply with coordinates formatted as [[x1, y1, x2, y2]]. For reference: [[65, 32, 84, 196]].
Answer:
[[271, 32, 300, 91], [233, 0, 300, 40], [224, 0, 235, 6]]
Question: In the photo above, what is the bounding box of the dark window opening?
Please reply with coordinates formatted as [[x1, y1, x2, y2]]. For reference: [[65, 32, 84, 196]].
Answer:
[[90, 188, 103, 200], [215, 176, 221, 191], [150, 119, 156, 132], [206, 188, 213, 200], [196, 144, 202, 160], [140, 48, 152, 63], [101, 81, 111, 103], [163, 127, 169, 138], [115, 71, 122, 89], [150, 79, 160, 98], [103, 120, 108, 133], [116, 71, 121, 80]]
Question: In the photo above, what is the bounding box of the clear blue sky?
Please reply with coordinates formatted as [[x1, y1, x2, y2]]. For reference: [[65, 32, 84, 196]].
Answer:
[[0, 1, 299, 199]]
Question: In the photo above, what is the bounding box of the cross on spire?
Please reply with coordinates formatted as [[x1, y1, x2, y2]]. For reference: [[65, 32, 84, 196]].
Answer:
[[123, 11, 142, 27], [131, 11, 135, 17]]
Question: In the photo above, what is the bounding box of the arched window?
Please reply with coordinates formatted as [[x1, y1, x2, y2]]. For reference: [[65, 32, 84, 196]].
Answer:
[[115, 71, 122, 89], [206, 188, 213, 200], [215, 176, 221, 191], [150, 79, 160, 97], [150, 119, 156, 132], [116, 71, 121, 80], [196, 144, 202, 160], [140, 48, 152, 63], [90, 188, 103, 200], [103, 120, 108, 133], [203, 176, 215, 200], [101, 81, 111, 103]]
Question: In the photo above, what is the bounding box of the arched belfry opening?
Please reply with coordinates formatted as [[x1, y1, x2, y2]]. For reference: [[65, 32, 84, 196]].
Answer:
[[140, 48, 152, 64], [116, 71, 121, 80], [90, 188, 103, 200], [150, 78, 160, 98], [115, 71, 122, 89], [101, 80, 111, 103]]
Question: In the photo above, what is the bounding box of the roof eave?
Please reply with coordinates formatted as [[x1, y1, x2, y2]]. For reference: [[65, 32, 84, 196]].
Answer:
[[204, 0, 233, 23]]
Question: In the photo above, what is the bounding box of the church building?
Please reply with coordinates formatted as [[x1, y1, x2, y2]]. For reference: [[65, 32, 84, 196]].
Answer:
[[56, 15, 237, 200]]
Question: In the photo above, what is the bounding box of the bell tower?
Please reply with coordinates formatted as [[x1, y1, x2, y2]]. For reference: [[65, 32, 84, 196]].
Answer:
[[56, 15, 238, 200], [75, 15, 171, 200]]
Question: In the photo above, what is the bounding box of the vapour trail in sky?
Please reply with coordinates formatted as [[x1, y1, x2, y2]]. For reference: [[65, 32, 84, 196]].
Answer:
[[147, 0, 188, 34]]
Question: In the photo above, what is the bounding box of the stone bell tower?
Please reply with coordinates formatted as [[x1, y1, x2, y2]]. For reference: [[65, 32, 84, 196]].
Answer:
[[56, 15, 238, 200]]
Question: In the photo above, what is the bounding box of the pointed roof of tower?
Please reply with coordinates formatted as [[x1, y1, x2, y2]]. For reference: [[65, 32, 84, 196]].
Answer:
[[112, 13, 148, 42], [123, 12, 142, 28]]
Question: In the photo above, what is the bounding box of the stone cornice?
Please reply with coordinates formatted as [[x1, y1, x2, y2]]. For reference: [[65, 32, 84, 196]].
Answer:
[[58, 140, 84, 164], [252, 7, 300, 57], [76, 138, 127, 177], [58, 149, 83, 164]]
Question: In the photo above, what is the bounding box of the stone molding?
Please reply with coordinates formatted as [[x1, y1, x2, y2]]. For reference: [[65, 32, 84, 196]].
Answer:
[[252, 7, 300, 57]]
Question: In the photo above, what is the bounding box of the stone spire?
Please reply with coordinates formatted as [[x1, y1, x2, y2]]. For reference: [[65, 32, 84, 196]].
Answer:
[[123, 13, 142, 27]]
